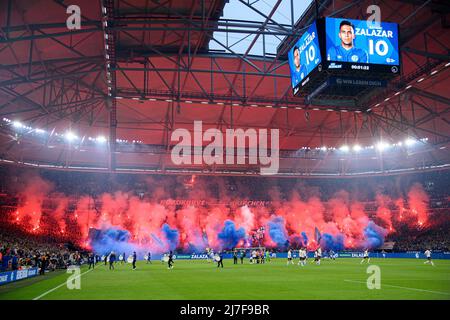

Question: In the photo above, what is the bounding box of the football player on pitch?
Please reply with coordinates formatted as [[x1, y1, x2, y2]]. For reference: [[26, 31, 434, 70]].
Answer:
[[424, 249, 435, 266], [287, 249, 294, 265], [360, 249, 370, 264]]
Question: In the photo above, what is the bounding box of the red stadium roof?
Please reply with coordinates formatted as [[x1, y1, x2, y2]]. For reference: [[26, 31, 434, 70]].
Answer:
[[0, 0, 449, 176]]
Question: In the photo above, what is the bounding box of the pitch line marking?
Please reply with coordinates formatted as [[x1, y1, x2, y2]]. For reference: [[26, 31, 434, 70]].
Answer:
[[33, 268, 93, 300], [344, 279, 450, 296]]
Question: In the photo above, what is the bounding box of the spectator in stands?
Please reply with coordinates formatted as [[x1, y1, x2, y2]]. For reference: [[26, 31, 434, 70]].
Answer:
[[0, 224, 82, 274]]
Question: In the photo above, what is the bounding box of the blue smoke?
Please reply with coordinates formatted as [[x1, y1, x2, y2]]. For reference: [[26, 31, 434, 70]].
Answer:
[[186, 232, 208, 252], [301, 232, 308, 246], [151, 233, 164, 247], [162, 223, 180, 251], [90, 228, 136, 255], [268, 217, 288, 247], [320, 233, 345, 251], [186, 243, 200, 253], [288, 235, 302, 248], [218, 220, 246, 250], [364, 221, 387, 249]]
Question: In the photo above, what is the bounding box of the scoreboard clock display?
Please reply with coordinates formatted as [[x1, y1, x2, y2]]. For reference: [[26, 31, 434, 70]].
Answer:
[[324, 17, 400, 73], [287, 17, 400, 96]]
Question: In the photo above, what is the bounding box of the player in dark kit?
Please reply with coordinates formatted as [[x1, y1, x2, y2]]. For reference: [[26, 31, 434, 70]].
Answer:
[[233, 250, 238, 264], [132, 251, 137, 270], [168, 251, 174, 269], [109, 251, 116, 270], [217, 251, 224, 268], [88, 253, 95, 269]]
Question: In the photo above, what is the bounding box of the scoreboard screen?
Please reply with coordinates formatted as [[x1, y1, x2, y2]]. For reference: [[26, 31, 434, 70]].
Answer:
[[288, 22, 322, 96], [324, 17, 399, 72]]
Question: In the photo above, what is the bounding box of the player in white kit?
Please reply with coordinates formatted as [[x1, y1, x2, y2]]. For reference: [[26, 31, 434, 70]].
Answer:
[[209, 249, 215, 263], [251, 250, 257, 264], [298, 248, 307, 267], [423, 249, 434, 266], [315, 247, 322, 265], [360, 249, 370, 264], [287, 249, 294, 265]]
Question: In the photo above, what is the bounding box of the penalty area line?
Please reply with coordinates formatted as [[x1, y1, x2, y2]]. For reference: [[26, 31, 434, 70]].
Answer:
[[32, 268, 93, 300], [344, 279, 450, 296]]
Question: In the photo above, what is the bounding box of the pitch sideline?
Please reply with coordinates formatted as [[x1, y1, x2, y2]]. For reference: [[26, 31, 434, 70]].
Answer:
[[32, 268, 93, 300], [344, 279, 450, 296]]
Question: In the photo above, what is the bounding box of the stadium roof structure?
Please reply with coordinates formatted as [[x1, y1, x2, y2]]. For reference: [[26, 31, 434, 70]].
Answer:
[[0, 0, 449, 177]]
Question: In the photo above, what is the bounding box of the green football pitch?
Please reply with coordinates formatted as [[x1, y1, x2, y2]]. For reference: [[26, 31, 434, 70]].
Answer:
[[0, 258, 449, 300]]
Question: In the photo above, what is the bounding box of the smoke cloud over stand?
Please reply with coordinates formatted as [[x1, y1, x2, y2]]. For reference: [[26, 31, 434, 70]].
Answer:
[[7, 172, 433, 254]]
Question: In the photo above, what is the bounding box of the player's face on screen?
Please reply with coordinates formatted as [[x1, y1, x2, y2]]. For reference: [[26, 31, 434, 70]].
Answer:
[[293, 49, 300, 70], [339, 24, 355, 48]]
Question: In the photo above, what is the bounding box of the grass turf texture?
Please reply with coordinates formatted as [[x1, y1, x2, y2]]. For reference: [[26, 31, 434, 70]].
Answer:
[[0, 258, 449, 300]]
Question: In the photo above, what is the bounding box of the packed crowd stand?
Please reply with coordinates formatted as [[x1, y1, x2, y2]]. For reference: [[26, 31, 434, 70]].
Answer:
[[0, 225, 85, 273]]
